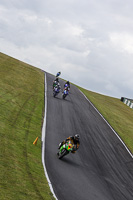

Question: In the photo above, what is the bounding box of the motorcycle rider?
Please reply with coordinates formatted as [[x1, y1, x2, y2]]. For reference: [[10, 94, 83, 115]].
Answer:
[[53, 78, 61, 91], [56, 72, 61, 77], [62, 81, 70, 94], [64, 81, 70, 89], [63, 81, 70, 93], [58, 134, 80, 153]]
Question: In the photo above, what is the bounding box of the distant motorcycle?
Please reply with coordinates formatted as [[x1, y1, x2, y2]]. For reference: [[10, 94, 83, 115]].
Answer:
[[57, 141, 74, 159], [53, 86, 60, 97], [62, 87, 69, 99], [56, 72, 61, 77]]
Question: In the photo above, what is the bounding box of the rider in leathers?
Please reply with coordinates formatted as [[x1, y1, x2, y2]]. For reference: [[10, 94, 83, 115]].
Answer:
[[64, 81, 70, 89], [56, 72, 61, 77], [53, 78, 61, 91], [58, 134, 80, 153]]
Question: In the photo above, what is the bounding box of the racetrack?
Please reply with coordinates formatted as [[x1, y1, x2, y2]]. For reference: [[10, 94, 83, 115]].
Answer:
[[44, 72, 133, 200]]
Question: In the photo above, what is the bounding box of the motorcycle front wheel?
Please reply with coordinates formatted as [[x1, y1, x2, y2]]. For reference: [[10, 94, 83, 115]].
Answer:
[[53, 91, 57, 97], [58, 149, 69, 159], [62, 94, 66, 99]]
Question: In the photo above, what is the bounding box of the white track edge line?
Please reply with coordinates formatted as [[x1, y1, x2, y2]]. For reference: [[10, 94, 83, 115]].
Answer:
[[79, 89, 133, 159], [42, 73, 58, 200]]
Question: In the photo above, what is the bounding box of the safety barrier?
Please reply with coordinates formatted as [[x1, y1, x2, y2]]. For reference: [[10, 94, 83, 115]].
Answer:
[[121, 97, 133, 109]]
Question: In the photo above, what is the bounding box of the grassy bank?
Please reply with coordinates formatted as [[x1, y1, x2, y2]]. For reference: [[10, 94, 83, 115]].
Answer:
[[78, 86, 133, 154], [0, 53, 54, 200]]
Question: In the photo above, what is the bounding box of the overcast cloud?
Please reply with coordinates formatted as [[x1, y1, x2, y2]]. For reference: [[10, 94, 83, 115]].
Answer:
[[0, 0, 133, 99]]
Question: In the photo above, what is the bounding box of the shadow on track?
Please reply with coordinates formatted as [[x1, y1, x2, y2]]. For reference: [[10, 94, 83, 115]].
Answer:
[[57, 156, 80, 168]]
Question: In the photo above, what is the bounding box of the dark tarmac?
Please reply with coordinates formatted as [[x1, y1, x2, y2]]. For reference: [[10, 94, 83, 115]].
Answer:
[[45, 73, 133, 200]]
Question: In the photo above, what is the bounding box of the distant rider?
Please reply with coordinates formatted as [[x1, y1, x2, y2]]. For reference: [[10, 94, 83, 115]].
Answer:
[[64, 81, 70, 88], [56, 72, 61, 77], [58, 134, 80, 153], [53, 78, 61, 91], [64, 81, 70, 91]]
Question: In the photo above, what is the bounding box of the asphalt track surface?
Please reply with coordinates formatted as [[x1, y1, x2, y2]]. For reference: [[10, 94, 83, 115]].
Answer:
[[44, 72, 133, 200]]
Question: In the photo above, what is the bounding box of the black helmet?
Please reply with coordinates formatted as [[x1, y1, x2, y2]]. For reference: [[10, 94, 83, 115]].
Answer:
[[74, 134, 80, 140], [56, 78, 59, 82], [67, 81, 69, 84]]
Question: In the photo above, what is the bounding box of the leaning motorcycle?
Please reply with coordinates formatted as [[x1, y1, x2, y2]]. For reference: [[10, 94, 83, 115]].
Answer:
[[53, 86, 60, 97], [62, 87, 69, 99], [57, 141, 74, 159]]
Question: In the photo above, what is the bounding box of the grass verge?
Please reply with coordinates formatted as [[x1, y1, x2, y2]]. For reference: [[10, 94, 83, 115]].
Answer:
[[0, 52, 54, 200]]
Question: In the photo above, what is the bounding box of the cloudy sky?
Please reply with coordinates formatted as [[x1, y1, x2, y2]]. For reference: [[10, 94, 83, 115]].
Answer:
[[0, 0, 133, 99]]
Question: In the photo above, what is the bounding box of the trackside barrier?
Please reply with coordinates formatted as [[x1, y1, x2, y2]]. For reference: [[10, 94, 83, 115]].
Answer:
[[124, 99, 128, 104], [130, 102, 133, 108], [121, 97, 133, 109], [127, 100, 130, 106]]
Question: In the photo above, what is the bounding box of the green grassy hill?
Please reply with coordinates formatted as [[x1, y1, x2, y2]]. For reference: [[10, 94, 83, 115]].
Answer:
[[0, 52, 132, 199], [0, 52, 54, 200]]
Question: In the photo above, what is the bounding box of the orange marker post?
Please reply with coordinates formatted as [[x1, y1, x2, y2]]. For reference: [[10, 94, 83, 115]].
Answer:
[[33, 137, 38, 145]]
